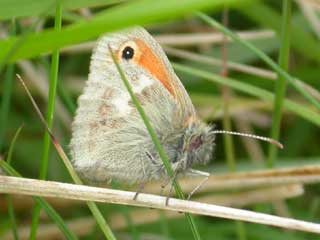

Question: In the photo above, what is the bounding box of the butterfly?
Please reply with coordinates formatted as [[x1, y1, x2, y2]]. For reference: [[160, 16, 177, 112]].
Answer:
[[70, 27, 215, 188]]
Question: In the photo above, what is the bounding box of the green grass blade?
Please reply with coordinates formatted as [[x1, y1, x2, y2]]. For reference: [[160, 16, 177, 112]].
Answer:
[[110, 183, 140, 240], [4, 126, 23, 240], [0, 9, 50, 74], [5, 125, 23, 165], [237, 2, 320, 64], [108, 47, 201, 240], [5, 194, 18, 240], [86, 202, 117, 240], [196, 12, 320, 112], [0, 0, 245, 63], [0, 64, 15, 151], [40, 57, 77, 115], [219, 10, 245, 238], [57, 80, 77, 115], [40, 0, 62, 180], [0, 160, 78, 240], [267, 0, 292, 167], [236, 221, 247, 240], [1, 21, 18, 240], [34, 198, 78, 240], [0, 19, 16, 151], [29, 1, 62, 239], [219, 8, 236, 172], [0, 0, 122, 20], [173, 63, 320, 127]]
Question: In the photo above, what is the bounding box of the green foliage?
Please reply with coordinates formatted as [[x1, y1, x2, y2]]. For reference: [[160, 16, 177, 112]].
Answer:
[[0, 0, 122, 20], [0, 0, 243, 63], [268, 0, 292, 167]]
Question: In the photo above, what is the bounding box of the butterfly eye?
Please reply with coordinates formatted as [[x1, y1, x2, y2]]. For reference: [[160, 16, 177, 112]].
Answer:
[[122, 46, 134, 60], [189, 135, 203, 151]]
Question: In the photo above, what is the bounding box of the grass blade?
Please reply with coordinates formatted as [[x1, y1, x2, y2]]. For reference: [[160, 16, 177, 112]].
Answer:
[[0, 19, 16, 151], [0, 0, 122, 20], [57, 80, 77, 115], [220, 8, 236, 172], [0, 0, 245, 63], [237, 2, 320, 64], [219, 8, 247, 240], [0, 64, 15, 151], [267, 0, 292, 167], [40, 0, 62, 180], [29, 1, 62, 238], [196, 12, 320, 112], [1, 20, 18, 240], [108, 46, 202, 240], [4, 126, 23, 240], [173, 63, 320, 127]]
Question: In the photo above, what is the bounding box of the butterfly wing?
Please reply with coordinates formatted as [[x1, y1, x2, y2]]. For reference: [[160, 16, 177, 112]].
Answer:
[[70, 27, 197, 184], [128, 27, 197, 124]]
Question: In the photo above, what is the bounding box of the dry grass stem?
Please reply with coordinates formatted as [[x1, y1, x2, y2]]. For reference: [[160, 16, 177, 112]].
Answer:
[[196, 184, 304, 207], [2, 183, 303, 240], [61, 30, 275, 54], [164, 46, 277, 79], [165, 47, 320, 101], [146, 164, 320, 193], [213, 102, 272, 122], [155, 30, 275, 46], [1, 176, 319, 234], [300, 0, 320, 9], [298, 0, 320, 38], [0, 183, 303, 213]]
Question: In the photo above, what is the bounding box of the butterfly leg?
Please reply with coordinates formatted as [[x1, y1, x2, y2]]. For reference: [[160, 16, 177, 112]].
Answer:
[[133, 182, 145, 200], [165, 170, 179, 206], [159, 177, 171, 196], [186, 169, 210, 200], [146, 151, 170, 197], [133, 151, 148, 200]]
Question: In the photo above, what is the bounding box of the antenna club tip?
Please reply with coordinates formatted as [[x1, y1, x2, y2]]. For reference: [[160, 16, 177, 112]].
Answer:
[[272, 140, 284, 149]]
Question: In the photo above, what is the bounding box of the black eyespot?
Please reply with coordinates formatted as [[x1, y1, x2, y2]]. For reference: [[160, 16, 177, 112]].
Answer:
[[122, 46, 134, 60]]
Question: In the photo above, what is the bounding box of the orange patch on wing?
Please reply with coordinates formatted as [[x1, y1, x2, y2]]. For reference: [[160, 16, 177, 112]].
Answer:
[[134, 39, 175, 97]]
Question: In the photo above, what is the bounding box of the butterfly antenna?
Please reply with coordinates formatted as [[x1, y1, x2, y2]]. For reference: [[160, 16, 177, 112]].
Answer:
[[212, 130, 283, 149]]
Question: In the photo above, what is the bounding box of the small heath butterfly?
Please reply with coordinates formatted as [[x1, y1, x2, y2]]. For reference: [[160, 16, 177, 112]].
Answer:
[[70, 27, 281, 192]]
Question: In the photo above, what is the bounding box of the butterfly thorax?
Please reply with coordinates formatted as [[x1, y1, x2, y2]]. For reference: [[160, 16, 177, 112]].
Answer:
[[161, 122, 215, 174]]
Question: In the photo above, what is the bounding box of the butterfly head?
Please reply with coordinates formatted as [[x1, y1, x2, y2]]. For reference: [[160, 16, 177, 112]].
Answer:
[[177, 122, 215, 169]]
